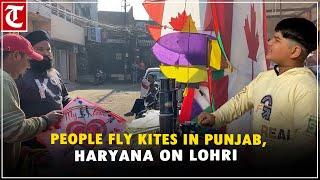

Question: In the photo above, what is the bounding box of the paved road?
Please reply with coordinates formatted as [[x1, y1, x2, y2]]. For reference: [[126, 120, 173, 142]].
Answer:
[[66, 82, 141, 122]]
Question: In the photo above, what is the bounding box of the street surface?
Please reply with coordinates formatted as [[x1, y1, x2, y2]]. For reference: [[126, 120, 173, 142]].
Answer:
[[66, 82, 141, 123]]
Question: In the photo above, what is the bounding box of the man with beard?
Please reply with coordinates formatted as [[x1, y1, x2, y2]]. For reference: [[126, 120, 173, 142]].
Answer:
[[14, 30, 71, 175], [16, 30, 71, 121]]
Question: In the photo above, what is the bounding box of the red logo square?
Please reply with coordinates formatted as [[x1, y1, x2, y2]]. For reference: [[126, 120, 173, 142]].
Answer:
[[1, 2, 27, 32]]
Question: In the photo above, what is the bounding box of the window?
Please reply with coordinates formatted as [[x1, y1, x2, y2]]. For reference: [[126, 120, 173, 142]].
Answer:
[[147, 71, 165, 81], [53, 50, 69, 80], [58, 5, 65, 19]]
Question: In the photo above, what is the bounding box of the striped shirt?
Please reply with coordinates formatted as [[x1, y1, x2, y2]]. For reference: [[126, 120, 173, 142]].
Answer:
[[0, 69, 47, 172]]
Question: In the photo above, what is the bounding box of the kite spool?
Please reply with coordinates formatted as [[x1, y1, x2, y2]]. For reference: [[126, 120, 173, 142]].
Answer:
[[159, 78, 177, 134]]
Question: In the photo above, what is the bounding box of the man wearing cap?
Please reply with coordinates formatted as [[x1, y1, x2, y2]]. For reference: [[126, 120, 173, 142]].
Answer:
[[0, 34, 63, 175]]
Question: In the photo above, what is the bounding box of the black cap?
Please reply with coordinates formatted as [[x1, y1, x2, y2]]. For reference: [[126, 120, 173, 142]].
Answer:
[[25, 30, 50, 46]]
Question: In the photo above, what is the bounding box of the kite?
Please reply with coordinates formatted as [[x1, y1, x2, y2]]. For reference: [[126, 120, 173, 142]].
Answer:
[[143, 0, 269, 133], [37, 97, 127, 157]]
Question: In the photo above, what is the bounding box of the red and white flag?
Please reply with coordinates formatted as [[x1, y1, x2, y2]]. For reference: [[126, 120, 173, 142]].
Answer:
[[226, 1, 269, 134]]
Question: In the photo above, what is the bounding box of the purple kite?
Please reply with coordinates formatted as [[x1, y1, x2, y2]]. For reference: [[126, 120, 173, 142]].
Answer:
[[152, 32, 214, 66]]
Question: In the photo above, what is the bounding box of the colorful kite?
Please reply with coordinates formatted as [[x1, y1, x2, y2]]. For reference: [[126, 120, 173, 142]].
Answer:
[[143, 0, 269, 133], [143, 0, 229, 128], [37, 97, 126, 155]]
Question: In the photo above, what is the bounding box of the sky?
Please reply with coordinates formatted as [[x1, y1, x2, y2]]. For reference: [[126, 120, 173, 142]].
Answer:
[[98, 0, 149, 20]]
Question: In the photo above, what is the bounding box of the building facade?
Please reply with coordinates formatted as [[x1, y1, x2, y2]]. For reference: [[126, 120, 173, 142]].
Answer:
[[94, 8, 158, 82], [26, 0, 98, 83]]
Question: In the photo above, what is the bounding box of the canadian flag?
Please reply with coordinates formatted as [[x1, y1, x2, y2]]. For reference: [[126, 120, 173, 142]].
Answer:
[[143, 0, 215, 40], [226, 1, 269, 134]]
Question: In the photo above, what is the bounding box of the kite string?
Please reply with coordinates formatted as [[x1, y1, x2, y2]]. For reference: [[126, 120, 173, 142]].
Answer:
[[182, 0, 191, 123], [184, 0, 190, 88]]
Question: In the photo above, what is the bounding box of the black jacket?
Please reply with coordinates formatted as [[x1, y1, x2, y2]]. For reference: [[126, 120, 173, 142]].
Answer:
[[15, 68, 71, 118]]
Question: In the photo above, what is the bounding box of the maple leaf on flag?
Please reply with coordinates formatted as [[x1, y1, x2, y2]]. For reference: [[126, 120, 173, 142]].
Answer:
[[169, 10, 188, 31], [244, 5, 259, 62], [181, 15, 197, 32]]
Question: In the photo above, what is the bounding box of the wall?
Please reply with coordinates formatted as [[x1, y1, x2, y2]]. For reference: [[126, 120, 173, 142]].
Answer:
[[51, 15, 85, 45]]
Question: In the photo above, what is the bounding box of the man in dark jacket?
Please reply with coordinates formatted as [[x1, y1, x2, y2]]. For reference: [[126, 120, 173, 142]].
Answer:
[[14, 30, 72, 175], [16, 30, 71, 121], [15, 30, 71, 152]]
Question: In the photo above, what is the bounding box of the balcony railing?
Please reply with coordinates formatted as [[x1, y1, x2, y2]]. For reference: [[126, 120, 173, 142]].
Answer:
[[28, 2, 51, 19]]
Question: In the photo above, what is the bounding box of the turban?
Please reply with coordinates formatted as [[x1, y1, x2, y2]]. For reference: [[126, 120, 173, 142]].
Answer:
[[25, 30, 50, 46]]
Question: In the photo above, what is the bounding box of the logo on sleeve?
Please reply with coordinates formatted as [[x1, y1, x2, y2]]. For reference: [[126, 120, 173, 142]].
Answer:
[[306, 115, 317, 136], [261, 95, 272, 121]]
